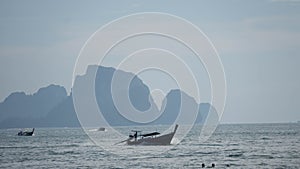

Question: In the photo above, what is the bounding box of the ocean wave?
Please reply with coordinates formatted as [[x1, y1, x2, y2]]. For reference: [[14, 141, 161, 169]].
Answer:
[[47, 150, 80, 156], [248, 154, 274, 159], [228, 153, 244, 158], [0, 145, 36, 149], [194, 151, 219, 155]]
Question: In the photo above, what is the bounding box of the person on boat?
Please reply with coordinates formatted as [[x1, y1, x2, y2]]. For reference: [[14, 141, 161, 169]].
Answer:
[[134, 131, 138, 141], [18, 130, 23, 136]]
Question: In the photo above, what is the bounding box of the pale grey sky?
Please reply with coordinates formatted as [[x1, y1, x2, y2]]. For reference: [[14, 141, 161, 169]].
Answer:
[[0, 0, 299, 123]]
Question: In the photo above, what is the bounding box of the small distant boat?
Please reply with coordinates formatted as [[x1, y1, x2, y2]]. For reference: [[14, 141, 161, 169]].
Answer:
[[97, 127, 106, 131], [121, 124, 178, 145], [18, 128, 35, 136]]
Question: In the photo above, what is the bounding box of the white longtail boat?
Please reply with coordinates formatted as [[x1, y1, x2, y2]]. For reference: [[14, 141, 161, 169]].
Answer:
[[125, 124, 179, 145]]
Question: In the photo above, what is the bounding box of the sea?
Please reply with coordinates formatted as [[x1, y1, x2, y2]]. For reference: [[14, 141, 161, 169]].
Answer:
[[0, 123, 299, 169]]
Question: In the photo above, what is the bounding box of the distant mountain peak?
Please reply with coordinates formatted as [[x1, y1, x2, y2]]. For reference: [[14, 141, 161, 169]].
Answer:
[[0, 66, 218, 128]]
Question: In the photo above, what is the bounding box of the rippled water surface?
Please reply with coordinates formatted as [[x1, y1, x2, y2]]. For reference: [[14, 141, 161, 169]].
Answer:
[[0, 123, 299, 168]]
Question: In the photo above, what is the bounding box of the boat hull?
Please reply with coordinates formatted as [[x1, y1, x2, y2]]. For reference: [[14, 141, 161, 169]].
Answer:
[[127, 132, 175, 145], [17, 128, 34, 136], [127, 125, 178, 145], [18, 131, 34, 136]]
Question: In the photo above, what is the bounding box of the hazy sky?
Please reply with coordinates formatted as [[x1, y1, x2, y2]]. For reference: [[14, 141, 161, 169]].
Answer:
[[0, 0, 299, 123]]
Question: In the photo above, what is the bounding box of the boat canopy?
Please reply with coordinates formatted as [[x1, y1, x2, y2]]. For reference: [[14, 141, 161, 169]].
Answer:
[[141, 132, 160, 137]]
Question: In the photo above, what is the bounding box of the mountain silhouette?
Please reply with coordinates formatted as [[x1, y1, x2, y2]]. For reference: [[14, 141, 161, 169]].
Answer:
[[0, 66, 218, 128], [151, 89, 214, 125], [0, 85, 67, 128]]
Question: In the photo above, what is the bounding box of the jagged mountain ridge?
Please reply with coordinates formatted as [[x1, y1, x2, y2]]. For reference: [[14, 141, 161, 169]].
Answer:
[[0, 66, 218, 128]]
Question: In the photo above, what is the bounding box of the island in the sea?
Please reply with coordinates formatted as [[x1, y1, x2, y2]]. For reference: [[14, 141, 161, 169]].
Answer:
[[0, 66, 218, 128]]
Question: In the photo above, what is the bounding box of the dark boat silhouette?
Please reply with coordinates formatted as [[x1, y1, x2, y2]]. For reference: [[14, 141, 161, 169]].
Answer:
[[97, 127, 106, 131], [18, 128, 35, 136], [126, 124, 179, 145]]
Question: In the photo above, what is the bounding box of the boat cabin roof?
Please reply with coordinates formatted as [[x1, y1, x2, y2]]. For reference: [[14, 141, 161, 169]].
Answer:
[[141, 132, 160, 137]]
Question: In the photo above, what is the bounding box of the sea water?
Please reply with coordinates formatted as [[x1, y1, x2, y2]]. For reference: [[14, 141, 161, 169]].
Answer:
[[0, 123, 299, 168]]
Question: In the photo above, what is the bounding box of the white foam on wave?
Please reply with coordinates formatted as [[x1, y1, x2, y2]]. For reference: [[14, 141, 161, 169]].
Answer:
[[171, 137, 180, 145]]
